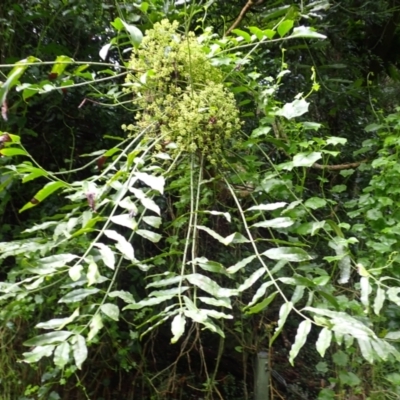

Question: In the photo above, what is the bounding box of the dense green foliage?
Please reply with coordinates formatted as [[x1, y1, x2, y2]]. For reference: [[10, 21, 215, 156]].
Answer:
[[2, 1, 400, 399]]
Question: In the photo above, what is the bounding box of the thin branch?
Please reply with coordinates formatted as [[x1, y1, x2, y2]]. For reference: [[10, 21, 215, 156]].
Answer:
[[312, 159, 368, 171], [226, 0, 266, 36]]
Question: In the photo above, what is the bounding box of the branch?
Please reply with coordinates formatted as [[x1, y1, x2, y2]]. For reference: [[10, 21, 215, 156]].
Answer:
[[226, 0, 265, 36], [312, 160, 368, 171]]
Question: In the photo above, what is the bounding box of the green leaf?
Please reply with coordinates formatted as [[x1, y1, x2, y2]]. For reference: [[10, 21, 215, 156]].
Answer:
[[118, 19, 143, 46], [135, 172, 164, 194], [0, 56, 40, 105], [263, 247, 313, 262], [54, 342, 70, 369], [100, 303, 120, 321], [193, 257, 227, 274], [357, 338, 374, 363], [249, 26, 265, 40], [264, 29, 276, 39], [171, 313, 186, 344], [72, 335, 88, 369], [104, 229, 135, 260], [278, 20, 294, 37], [23, 345, 55, 364], [246, 202, 287, 212], [270, 302, 293, 346], [304, 197, 326, 209], [94, 243, 115, 270], [136, 229, 162, 243], [293, 152, 322, 167], [69, 264, 83, 281], [326, 136, 347, 146], [0, 148, 28, 157], [20, 181, 67, 212], [316, 327, 332, 357], [360, 277, 370, 307], [252, 217, 294, 229], [59, 288, 100, 304], [50, 55, 74, 78], [289, 26, 326, 40], [246, 281, 275, 308], [246, 291, 278, 314], [374, 287, 385, 315], [143, 216, 162, 228], [276, 98, 309, 120], [24, 331, 73, 347], [289, 320, 312, 365], [197, 226, 248, 246], [36, 309, 79, 330], [232, 29, 252, 42], [108, 290, 135, 304]]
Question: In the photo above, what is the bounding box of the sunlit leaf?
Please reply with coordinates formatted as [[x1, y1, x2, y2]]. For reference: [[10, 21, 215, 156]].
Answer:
[[54, 342, 70, 369], [94, 243, 115, 270], [111, 214, 137, 230], [119, 19, 143, 46], [374, 287, 385, 315], [198, 296, 231, 309], [270, 302, 293, 346], [289, 26, 326, 39], [136, 229, 162, 243], [252, 217, 294, 229], [246, 202, 287, 212], [104, 229, 135, 260], [238, 267, 266, 292], [276, 98, 309, 120], [88, 314, 103, 341], [293, 152, 322, 167], [278, 19, 294, 37], [20, 181, 67, 212], [246, 291, 278, 314], [227, 255, 256, 274], [23, 345, 55, 363], [186, 273, 237, 298], [135, 172, 165, 194], [143, 216, 162, 228]]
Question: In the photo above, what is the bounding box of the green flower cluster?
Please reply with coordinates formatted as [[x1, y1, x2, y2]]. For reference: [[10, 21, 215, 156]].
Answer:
[[124, 19, 241, 162]]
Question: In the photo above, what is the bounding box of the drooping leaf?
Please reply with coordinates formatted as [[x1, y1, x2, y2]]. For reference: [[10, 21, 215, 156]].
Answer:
[[54, 342, 70, 369], [374, 286, 385, 315], [270, 302, 293, 346], [278, 19, 294, 37], [100, 303, 120, 321], [289, 320, 312, 365], [227, 255, 256, 274], [36, 309, 79, 330], [246, 291, 278, 314], [238, 267, 266, 292], [88, 314, 103, 341], [72, 335, 88, 369], [104, 229, 135, 260], [50, 55, 74, 78], [293, 152, 322, 167], [23, 345, 55, 364], [316, 327, 332, 358], [111, 214, 137, 230], [94, 243, 115, 270], [246, 202, 287, 212], [20, 181, 67, 212], [171, 313, 186, 344], [186, 273, 237, 298], [198, 296, 231, 309], [135, 172, 165, 194], [143, 216, 162, 228], [119, 19, 143, 46], [124, 295, 174, 310]]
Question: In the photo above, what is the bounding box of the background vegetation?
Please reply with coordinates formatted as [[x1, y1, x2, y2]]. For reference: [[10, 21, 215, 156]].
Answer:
[[2, 1, 400, 399]]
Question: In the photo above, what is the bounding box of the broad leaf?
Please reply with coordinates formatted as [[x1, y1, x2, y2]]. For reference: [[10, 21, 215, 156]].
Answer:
[[289, 26, 327, 39], [72, 335, 88, 369], [135, 172, 165, 194], [23, 345, 55, 364], [54, 342, 70, 369], [24, 331, 72, 347], [136, 229, 162, 243], [171, 313, 186, 344], [289, 320, 312, 365], [100, 303, 120, 321], [270, 302, 293, 346], [263, 247, 313, 262], [276, 99, 309, 120], [94, 243, 115, 270], [59, 288, 100, 304], [316, 327, 332, 357], [104, 229, 135, 260], [20, 181, 67, 212]]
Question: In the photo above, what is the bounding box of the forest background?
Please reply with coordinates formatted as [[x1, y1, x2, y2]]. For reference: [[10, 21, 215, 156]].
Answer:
[[1, 1, 400, 399]]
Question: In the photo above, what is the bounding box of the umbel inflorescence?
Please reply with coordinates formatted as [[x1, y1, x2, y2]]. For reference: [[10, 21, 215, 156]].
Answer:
[[124, 19, 241, 162]]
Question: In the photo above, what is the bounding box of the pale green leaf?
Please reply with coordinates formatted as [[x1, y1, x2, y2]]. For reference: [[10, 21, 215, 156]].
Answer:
[[124, 295, 174, 310], [246, 291, 278, 314], [289, 26, 326, 39], [289, 320, 312, 365], [192, 257, 227, 274], [204, 309, 233, 319], [198, 296, 231, 309], [326, 137, 347, 146], [23, 345, 55, 364], [59, 288, 100, 304], [69, 264, 83, 281], [276, 99, 309, 120], [204, 210, 231, 222], [100, 303, 120, 321], [227, 255, 256, 274], [246, 202, 287, 212], [252, 217, 294, 229], [293, 152, 322, 167], [171, 314, 186, 344], [246, 281, 275, 307], [36, 309, 79, 330], [104, 229, 135, 260], [108, 290, 135, 304], [135, 172, 164, 194], [94, 243, 115, 270], [20, 181, 67, 212], [357, 338, 374, 363], [136, 229, 162, 243], [387, 287, 400, 306], [72, 335, 88, 369], [304, 197, 326, 209], [24, 331, 72, 347], [316, 328, 332, 357], [270, 302, 293, 346], [111, 214, 137, 230], [88, 314, 103, 341], [186, 273, 237, 298], [263, 247, 313, 262], [374, 287, 386, 315], [87, 260, 100, 286], [119, 19, 143, 46], [143, 216, 162, 228], [140, 197, 160, 215], [54, 342, 70, 369], [360, 276, 371, 307], [238, 267, 266, 292]]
